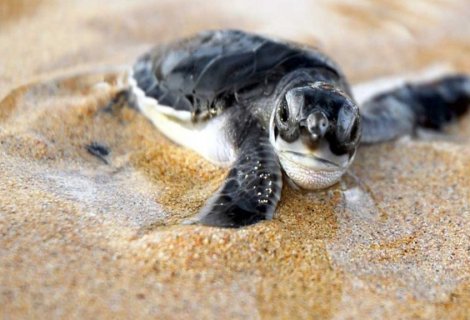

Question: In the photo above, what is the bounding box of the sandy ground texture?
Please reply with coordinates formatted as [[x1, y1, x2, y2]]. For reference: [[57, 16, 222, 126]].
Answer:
[[1, 0, 470, 319]]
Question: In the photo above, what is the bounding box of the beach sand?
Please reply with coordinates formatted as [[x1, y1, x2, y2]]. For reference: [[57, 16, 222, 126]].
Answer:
[[1, 0, 469, 319]]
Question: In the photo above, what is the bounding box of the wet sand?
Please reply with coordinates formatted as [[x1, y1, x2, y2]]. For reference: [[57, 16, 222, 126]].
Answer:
[[1, 0, 469, 319]]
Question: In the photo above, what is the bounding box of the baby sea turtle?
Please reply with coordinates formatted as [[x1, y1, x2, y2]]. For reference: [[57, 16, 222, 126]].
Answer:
[[124, 29, 470, 228]]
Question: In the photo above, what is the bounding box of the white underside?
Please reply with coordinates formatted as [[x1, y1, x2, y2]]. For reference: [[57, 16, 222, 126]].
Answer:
[[128, 74, 236, 167]]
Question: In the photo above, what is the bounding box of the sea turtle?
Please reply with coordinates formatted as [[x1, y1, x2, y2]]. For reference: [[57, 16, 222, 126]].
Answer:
[[123, 29, 470, 228]]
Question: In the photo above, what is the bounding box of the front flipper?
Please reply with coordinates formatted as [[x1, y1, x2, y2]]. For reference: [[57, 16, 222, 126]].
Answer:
[[360, 75, 470, 143], [195, 122, 283, 228]]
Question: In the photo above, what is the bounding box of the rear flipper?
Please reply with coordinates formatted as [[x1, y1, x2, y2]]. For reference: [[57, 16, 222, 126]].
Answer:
[[194, 121, 283, 228], [360, 75, 470, 143]]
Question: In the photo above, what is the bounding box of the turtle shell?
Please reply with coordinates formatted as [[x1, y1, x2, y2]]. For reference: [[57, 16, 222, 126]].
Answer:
[[132, 29, 347, 116]]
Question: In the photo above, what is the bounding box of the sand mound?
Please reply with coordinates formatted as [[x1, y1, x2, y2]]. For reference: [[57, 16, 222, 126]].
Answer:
[[1, 0, 469, 318]]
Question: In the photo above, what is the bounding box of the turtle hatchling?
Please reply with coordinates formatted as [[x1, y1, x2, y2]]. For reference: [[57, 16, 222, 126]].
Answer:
[[120, 29, 470, 228]]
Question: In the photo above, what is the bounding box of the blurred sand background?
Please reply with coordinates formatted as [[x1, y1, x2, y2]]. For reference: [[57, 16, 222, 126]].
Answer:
[[1, 0, 470, 319]]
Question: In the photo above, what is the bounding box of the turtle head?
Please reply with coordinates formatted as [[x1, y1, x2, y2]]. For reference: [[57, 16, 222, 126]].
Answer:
[[270, 81, 361, 189]]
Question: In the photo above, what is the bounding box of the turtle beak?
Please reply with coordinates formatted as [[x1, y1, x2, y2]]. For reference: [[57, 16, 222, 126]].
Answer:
[[300, 111, 329, 144]]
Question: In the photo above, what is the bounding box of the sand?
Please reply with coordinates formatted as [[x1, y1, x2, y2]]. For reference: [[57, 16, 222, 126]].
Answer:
[[1, 0, 469, 319]]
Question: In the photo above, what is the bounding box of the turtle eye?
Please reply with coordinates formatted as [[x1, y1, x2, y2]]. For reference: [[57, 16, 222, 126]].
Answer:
[[275, 98, 299, 142], [279, 99, 289, 123], [275, 98, 291, 131], [349, 119, 360, 142], [329, 104, 360, 155], [336, 104, 356, 140]]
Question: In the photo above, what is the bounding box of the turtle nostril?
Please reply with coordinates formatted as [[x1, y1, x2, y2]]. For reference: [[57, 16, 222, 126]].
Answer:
[[310, 133, 319, 142]]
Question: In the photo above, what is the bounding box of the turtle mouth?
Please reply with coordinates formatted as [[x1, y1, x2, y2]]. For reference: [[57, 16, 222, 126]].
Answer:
[[278, 150, 349, 189], [279, 150, 343, 171]]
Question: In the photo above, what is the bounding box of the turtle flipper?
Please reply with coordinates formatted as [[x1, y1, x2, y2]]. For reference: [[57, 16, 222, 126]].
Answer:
[[195, 122, 282, 228], [360, 75, 470, 143]]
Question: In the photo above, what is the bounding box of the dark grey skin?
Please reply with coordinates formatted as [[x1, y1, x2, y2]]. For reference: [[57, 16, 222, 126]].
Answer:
[[128, 30, 470, 228]]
